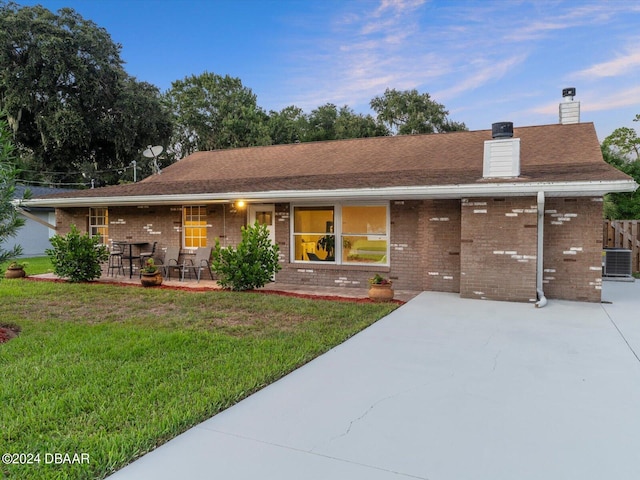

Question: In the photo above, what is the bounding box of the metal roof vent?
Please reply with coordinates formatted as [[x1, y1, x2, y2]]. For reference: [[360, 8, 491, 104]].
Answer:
[[491, 122, 513, 139], [559, 87, 580, 124], [483, 122, 520, 178]]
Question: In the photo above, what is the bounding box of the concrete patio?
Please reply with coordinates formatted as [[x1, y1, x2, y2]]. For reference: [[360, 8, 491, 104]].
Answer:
[[105, 280, 640, 480]]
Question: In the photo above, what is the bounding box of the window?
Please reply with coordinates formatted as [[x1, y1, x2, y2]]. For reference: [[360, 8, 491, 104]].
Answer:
[[341, 205, 388, 264], [183, 206, 208, 248], [292, 203, 389, 265], [293, 206, 334, 261], [89, 208, 108, 244]]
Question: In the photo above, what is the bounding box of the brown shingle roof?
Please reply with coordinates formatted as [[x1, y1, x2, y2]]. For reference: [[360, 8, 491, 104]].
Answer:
[[36, 122, 632, 201]]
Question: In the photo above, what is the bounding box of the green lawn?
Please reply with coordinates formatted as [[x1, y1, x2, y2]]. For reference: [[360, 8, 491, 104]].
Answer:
[[0, 256, 53, 277], [0, 275, 397, 479]]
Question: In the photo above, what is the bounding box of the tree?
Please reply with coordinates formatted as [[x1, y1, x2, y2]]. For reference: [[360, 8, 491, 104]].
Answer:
[[334, 105, 388, 139], [304, 103, 340, 142], [602, 115, 640, 219], [298, 103, 388, 142], [267, 105, 306, 145], [0, 3, 172, 186], [602, 114, 640, 161], [370, 88, 467, 135], [164, 72, 271, 158], [602, 145, 640, 219], [0, 115, 25, 263]]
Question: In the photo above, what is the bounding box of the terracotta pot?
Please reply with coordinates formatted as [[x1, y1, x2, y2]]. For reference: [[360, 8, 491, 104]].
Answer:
[[140, 272, 163, 287], [368, 283, 394, 302], [5, 267, 26, 279]]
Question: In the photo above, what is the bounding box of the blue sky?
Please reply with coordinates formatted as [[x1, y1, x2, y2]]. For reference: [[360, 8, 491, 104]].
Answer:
[[16, 0, 640, 140]]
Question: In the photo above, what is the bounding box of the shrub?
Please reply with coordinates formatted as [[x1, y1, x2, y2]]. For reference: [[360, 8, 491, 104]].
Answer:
[[46, 225, 109, 282], [212, 221, 281, 291]]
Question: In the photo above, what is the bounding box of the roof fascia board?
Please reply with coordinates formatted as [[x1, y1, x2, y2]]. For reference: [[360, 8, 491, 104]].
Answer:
[[17, 179, 638, 208]]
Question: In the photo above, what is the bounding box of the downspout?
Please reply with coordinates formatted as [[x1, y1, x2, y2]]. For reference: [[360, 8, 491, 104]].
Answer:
[[535, 191, 548, 308]]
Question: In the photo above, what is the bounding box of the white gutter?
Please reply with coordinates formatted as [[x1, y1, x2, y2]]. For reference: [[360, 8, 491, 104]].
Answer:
[[16, 179, 638, 208], [535, 191, 547, 308]]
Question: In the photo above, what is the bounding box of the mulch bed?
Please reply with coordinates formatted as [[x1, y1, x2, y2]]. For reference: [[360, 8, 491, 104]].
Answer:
[[0, 323, 20, 344], [24, 276, 405, 304]]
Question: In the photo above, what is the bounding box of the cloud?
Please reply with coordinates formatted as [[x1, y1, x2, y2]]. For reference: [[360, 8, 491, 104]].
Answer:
[[583, 85, 640, 112], [530, 85, 640, 116], [573, 45, 640, 78], [287, 0, 442, 109], [435, 53, 528, 101], [505, 3, 639, 42]]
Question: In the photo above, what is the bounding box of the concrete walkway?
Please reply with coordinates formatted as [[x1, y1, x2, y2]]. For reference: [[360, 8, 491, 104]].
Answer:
[[108, 281, 640, 480]]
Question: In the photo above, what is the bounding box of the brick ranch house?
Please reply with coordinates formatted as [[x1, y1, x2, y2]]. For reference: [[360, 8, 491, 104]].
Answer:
[[23, 102, 637, 304]]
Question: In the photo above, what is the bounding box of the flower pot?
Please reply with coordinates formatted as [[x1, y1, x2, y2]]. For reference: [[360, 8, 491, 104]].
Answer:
[[368, 283, 394, 302], [140, 272, 163, 287], [5, 267, 25, 279]]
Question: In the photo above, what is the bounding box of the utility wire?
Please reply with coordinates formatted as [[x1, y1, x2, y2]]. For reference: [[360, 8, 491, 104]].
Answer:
[[18, 164, 134, 176]]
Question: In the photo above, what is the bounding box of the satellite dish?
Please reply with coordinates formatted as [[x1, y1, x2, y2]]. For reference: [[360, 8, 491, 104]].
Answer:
[[142, 145, 164, 174]]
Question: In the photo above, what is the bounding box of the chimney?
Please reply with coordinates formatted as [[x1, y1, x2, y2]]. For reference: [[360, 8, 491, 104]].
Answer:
[[483, 122, 520, 178], [559, 87, 580, 124]]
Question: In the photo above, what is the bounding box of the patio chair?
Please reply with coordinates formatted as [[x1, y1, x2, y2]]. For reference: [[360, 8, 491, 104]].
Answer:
[[139, 241, 157, 266], [180, 247, 214, 282], [154, 246, 182, 279]]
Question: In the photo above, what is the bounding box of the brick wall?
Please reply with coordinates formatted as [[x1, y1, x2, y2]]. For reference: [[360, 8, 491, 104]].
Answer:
[[543, 197, 603, 302], [274, 201, 426, 290], [420, 199, 461, 292], [56, 208, 87, 235], [388, 200, 422, 288], [55, 196, 604, 303], [460, 197, 538, 302]]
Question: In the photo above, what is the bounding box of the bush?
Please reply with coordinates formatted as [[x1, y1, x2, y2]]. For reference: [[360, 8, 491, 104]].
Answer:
[[46, 225, 109, 282], [212, 221, 281, 291]]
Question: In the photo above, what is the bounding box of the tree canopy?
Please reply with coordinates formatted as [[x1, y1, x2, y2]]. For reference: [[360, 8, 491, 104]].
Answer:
[[1, 3, 468, 184], [602, 115, 640, 219], [163, 72, 271, 158], [370, 88, 467, 134], [0, 2, 172, 186]]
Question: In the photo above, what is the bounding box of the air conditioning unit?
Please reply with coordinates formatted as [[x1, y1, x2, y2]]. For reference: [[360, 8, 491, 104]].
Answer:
[[603, 248, 632, 278]]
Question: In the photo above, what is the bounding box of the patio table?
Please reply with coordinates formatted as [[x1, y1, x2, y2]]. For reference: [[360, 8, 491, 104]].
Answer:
[[113, 241, 149, 278]]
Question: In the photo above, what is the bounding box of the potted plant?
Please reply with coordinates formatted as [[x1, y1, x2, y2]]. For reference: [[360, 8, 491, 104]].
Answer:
[[140, 258, 163, 287], [4, 261, 26, 279], [316, 235, 335, 261], [368, 273, 394, 302]]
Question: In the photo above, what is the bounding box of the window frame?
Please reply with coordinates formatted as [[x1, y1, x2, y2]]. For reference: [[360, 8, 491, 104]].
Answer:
[[88, 207, 108, 245], [182, 205, 208, 249], [291, 201, 390, 266]]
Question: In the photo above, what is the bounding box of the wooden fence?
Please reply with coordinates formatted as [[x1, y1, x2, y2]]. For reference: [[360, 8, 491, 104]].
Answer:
[[603, 220, 640, 273]]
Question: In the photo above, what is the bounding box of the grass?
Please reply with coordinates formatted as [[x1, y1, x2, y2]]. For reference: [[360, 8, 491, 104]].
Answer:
[[0, 274, 397, 480], [0, 256, 53, 277]]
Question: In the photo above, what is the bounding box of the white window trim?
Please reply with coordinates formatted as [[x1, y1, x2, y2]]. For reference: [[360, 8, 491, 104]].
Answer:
[[291, 201, 390, 266], [88, 207, 108, 244], [182, 205, 208, 249]]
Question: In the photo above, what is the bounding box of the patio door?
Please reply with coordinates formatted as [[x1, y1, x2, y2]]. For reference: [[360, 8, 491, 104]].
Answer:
[[248, 204, 276, 245]]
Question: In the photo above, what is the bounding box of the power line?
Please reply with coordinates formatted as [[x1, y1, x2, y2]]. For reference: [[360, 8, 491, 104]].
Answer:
[[18, 164, 134, 176], [16, 179, 90, 187]]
